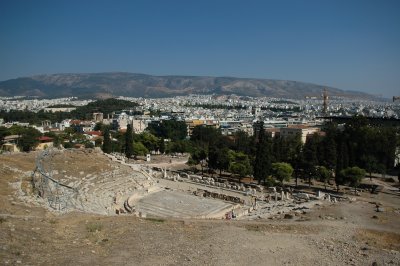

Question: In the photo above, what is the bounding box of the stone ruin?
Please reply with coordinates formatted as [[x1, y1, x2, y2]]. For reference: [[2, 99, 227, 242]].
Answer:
[[30, 149, 343, 220], [193, 189, 245, 204]]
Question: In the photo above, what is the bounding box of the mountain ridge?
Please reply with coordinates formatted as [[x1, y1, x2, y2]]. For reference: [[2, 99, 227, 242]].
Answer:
[[0, 72, 377, 100]]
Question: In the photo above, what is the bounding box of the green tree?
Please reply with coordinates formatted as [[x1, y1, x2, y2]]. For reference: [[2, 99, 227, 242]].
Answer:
[[334, 170, 346, 192], [63, 141, 73, 149], [112, 130, 125, 153], [374, 128, 396, 171], [335, 116, 397, 175], [228, 151, 252, 182], [94, 138, 102, 147], [271, 162, 294, 186], [272, 134, 302, 164], [168, 140, 191, 154], [159, 138, 165, 154], [253, 122, 272, 184], [147, 119, 187, 141], [7, 125, 27, 135], [302, 133, 321, 187], [376, 163, 387, 178], [361, 155, 378, 180], [133, 142, 148, 156], [125, 124, 134, 158], [208, 147, 231, 177], [70, 98, 138, 119], [135, 132, 159, 152], [0, 110, 71, 125], [340, 166, 366, 195], [0, 126, 11, 145], [84, 141, 94, 149], [286, 134, 303, 187], [94, 122, 104, 131], [320, 122, 338, 172], [233, 130, 253, 155], [336, 134, 349, 175], [207, 146, 219, 172], [18, 127, 41, 152], [165, 120, 188, 141], [191, 126, 221, 150], [102, 128, 112, 153], [44, 132, 62, 148], [316, 166, 331, 191], [190, 148, 207, 175]]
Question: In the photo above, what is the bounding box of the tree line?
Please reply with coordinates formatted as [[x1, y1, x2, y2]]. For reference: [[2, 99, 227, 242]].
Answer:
[[0, 98, 139, 125], [108, 115, 397, 192], [101, 119, 191, 156]]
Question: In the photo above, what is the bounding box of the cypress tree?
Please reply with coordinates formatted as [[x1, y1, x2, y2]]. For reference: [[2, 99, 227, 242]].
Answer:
[[302, 134, 320, 187], [253, 122, 272, 184], [102, 127, 112, 154], [125, 124, 134, 158], [272, 136, 282, 162], [323, 135, 337, 171], [159, 138, 165, 154]]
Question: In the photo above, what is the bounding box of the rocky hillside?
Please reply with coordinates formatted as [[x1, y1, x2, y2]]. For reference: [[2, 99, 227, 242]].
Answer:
[[0, 72, 375, 99]]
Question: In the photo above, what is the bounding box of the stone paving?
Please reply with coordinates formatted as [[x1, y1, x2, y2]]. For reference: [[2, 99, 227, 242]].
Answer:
[[135, 190, 234, 219]]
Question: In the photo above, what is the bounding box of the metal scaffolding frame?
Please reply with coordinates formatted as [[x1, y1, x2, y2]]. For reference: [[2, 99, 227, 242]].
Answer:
[[31, 149, 78, 211]]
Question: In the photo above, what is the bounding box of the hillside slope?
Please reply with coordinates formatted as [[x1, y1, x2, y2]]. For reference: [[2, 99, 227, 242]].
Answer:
[[0, 72, 374, 99]]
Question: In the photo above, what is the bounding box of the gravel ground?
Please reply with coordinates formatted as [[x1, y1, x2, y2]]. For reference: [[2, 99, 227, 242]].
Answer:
[[0, 151, 399, 266]]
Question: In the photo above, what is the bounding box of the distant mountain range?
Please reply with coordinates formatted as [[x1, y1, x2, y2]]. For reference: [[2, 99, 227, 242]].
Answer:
[[0, 72, 378, 100]]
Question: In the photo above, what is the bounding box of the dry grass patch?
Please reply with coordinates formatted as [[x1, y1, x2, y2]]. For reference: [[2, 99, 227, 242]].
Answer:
[[86, 222, 103, 233], [243, 223, 321, 235], [356, 229, 400, 251], [145, 217, 165, 223]]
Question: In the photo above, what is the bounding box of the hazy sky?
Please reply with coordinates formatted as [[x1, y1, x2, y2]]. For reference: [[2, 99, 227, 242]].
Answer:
[[0, 0, 399, 97]]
